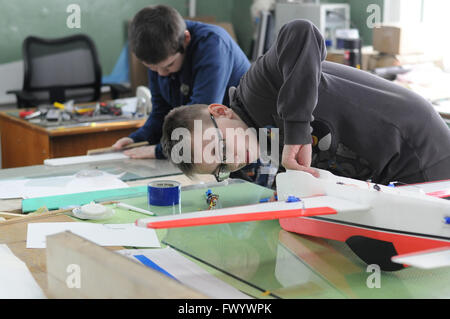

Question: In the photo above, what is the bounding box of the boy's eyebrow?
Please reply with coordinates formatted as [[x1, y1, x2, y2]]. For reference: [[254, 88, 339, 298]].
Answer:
[[162, 54, 179, 68], [163, 61, 175, 68]]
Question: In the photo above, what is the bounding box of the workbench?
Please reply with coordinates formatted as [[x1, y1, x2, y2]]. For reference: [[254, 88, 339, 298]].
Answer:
[[0, 158, 181, 214], [0, 110, 146, 168], [1, 158, 450, 299], [0, 158, 217, 297]]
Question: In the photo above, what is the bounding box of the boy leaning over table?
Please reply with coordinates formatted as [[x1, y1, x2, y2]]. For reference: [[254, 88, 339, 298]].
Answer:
[[160, 19, 450, 185], [111, 5, 250, 161]]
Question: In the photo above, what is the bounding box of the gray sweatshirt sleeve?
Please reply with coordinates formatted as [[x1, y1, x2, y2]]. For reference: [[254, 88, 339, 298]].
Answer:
[[275, 20, 327, 145]]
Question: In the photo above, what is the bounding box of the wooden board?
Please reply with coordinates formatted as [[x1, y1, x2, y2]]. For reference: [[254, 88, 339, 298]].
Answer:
[[87, 141, 149, 155], [46, 231, 207, 298]]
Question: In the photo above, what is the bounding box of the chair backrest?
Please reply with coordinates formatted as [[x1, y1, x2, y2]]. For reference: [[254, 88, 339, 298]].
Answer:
[[22, 34, 102, 104]]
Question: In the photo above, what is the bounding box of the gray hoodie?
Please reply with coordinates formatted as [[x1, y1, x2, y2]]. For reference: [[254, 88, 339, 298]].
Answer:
[[234, 19, 450, 184]]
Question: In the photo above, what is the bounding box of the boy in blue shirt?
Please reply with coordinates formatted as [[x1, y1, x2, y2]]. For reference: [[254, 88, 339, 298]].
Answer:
[[112, 5, 250, 159]]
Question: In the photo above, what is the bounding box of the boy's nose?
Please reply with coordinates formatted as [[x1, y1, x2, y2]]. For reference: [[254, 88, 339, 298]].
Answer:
[[158, 70, 170, 77]]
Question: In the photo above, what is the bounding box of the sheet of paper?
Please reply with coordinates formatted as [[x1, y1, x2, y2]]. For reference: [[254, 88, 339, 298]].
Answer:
[[44, 152, 129, 166], [118, 247, 251, 299], [0, 244, 47, 298], [114, 97, 138, 114], [0, 171, 129, 199], [0, 179, 28, 199], [27, 223, 160, 249]]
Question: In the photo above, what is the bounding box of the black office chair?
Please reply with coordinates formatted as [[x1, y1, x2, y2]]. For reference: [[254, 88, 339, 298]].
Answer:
[[7, 34, 130, 108]]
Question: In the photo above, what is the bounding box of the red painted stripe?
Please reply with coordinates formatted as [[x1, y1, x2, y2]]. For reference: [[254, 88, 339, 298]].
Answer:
[[279, 217, 450, 256], [426, 190, 450, 198], [146, 207, 337, 229]]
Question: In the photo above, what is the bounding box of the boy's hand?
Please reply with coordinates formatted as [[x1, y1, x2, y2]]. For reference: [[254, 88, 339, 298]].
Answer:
[[124, 145, 156, 159], [281, 144, 319, 177], [112, 137, 134, 150]]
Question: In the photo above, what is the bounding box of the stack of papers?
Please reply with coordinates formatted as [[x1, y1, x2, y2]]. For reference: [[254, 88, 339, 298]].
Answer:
[[44, 153, 129, 166], [0, 171, 129, 199], [26, 223, 160, 249]]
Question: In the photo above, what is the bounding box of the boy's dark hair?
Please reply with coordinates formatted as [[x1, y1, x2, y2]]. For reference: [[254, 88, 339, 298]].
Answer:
[[161, 104, 210, 177], [129, 5, 186, 64]]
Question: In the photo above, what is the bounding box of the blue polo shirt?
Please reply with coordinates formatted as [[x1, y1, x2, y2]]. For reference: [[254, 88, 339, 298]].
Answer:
[[129, 20, 251, 158]]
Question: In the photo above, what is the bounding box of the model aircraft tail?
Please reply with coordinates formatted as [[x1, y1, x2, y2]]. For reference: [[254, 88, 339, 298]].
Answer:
[[136, 201, 337, 229]]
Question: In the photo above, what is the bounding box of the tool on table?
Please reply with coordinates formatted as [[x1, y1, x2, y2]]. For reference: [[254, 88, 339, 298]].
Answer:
[[53, 102, 66, 110], [115, 202, 154, 216], [75, 105, 96, 114], [0, 200, 118, 225], [99, 102, 122, 116], [20, 110, 44, 120], [205, 189, 219, 210], [19, 110, 35, 119], [87, 141, 149, 155], [46, 109, 61, 121]]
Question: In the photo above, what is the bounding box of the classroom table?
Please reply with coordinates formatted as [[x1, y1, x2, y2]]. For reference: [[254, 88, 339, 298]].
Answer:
[[0, 110, 146, 168], [1, 172, 449, 299], [0, 158, 182, 214], [0, 158, 217, 297], [120, 180, 450, 299]]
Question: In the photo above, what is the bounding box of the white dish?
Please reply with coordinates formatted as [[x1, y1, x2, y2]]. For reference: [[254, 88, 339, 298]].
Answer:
[[72, 203, 115, 220]]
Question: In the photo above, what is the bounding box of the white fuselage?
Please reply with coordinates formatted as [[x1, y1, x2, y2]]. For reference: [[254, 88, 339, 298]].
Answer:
[[276, 170, 450, 241]]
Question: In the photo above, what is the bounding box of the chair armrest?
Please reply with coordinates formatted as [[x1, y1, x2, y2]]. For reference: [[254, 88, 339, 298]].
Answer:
[[6, 90, 37, 108], [6, 90, 34, 100], [102, 83, 132, 99]]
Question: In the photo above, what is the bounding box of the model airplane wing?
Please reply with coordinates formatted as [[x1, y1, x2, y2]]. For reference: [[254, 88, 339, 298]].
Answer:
[[391, 247, 450, 269], [136, 196, 369, 229], [397, 179, 450, 198]]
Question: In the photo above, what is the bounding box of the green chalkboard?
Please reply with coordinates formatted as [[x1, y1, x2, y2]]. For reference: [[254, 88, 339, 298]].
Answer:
[[0, 0, 188, 74]]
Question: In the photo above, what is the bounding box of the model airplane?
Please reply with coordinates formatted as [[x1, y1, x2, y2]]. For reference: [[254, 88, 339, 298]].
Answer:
[[136, 169, 450, 271]]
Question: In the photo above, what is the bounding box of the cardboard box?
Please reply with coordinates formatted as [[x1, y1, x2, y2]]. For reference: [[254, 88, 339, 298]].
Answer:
[[367, 52, 444, 70], [326, 46, 377, 71], [373, 24, 425, 55], [326, 51, 346, 65]]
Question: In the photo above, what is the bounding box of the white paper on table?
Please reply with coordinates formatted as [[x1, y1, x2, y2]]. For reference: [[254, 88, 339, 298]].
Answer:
[[114, 97, 138, 114], [26, 223, 161, 249], [0, 171, 129, 199], [0, 244, 47, 299], [44, 152, 129, 166], [0, 179, 28, 199], [118, 247, 251, 299]]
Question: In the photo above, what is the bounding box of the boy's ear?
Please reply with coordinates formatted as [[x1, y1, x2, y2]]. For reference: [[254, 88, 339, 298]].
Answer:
[[184, 30, 191, 47], [208, 104, 232, 118], [208, 104, 228, 117]]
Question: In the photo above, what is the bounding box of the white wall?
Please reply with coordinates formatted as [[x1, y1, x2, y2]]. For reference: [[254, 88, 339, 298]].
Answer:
[[0, 60, 23, 105]]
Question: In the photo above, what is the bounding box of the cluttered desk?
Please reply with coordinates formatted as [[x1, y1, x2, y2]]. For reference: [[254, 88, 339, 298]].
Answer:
[[0, 94, 151, 168]]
